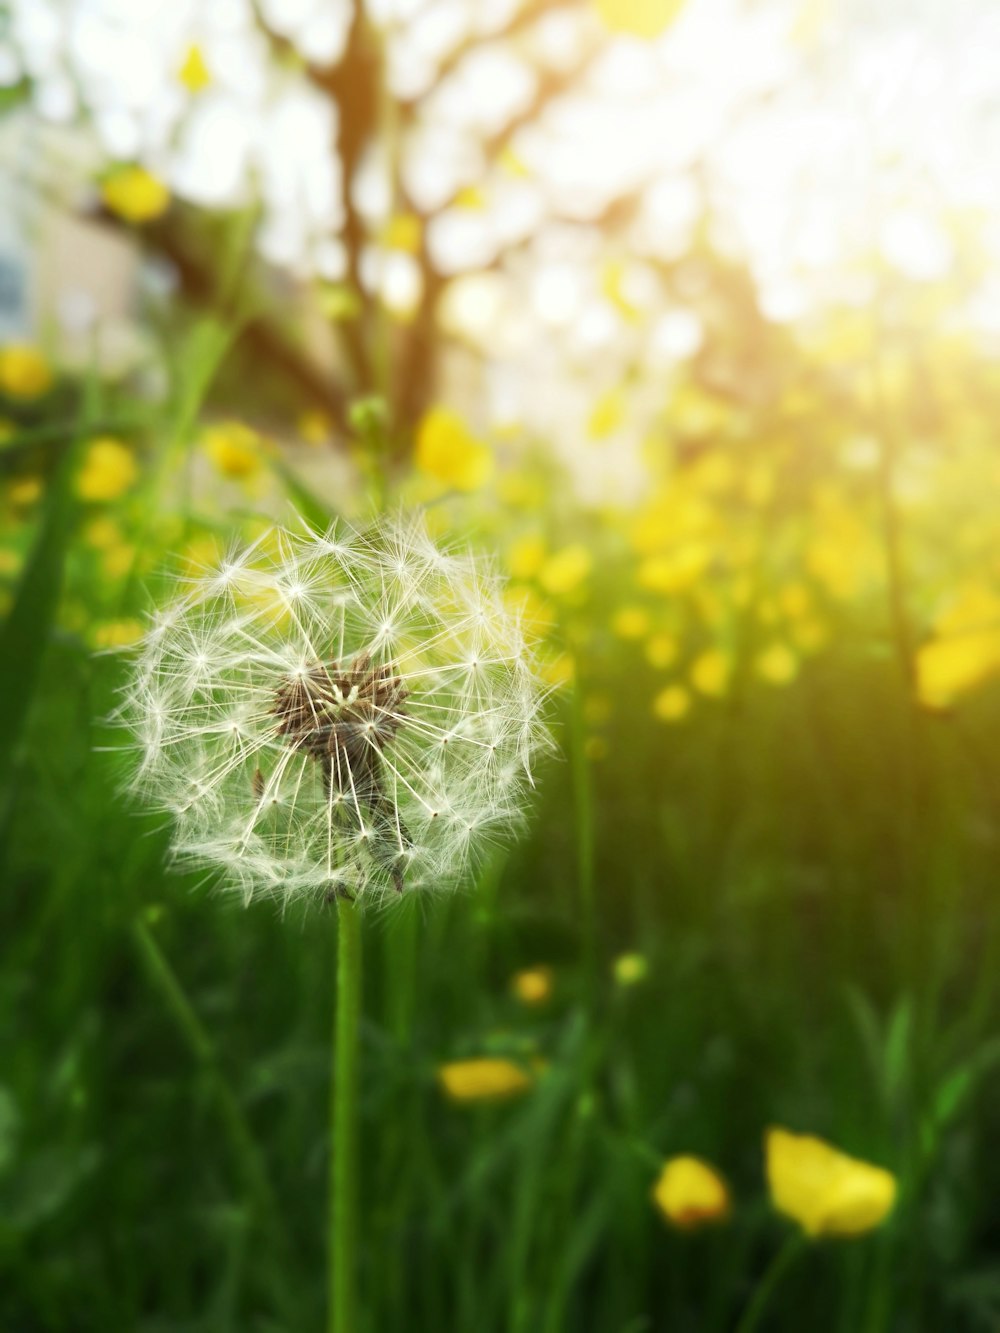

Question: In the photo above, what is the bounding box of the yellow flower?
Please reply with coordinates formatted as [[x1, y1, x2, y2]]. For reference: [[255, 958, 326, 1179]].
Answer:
[[653, 684, 691, 722], [381, 212, 423, 254], [539, 544, 592, 597], [102, 166, 170, 224], [638, 545, 710, 594], [178, 43, 211, 93], [587, 387, 626, 440], [83, 517, 123, 550], [0, 343, 53, 399], [76, 437, 138, 502], [594, 0, 687, 38], [103, 544, 137, 579], [506, 534, 547, 581], [540, 651, 575, 688], [766, 1128, 897, 1238], [613, 952, 648, 986], [511, 967, 553, 1006], [916, 631, 1000, 711], [438, 1058, 533, 1103], [756, 642, 799, 686], [203, 421, 265, 479], [690, 649, 730, 697], [612, 606, 651, 640], [652, 1156, 731, 1230], [645, 632, 678, 669], [414, 407, 493, 492]]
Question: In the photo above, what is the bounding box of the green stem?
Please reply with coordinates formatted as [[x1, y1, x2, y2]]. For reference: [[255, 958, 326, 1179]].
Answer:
[[734, 1234, 806, 1333], [568, 680, 596, 985], [330, 898, 363, 1333]]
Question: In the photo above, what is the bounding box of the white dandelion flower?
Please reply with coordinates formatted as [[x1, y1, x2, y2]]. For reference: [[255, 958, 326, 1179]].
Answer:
[[120, 514, 553, 907]]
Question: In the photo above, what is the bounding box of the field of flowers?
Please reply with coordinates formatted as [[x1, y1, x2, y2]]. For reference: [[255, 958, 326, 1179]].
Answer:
[[5, 1, 1000, 1330]]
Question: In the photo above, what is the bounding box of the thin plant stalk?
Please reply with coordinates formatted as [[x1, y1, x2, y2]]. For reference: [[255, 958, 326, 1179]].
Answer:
[[330, 898, 363, 1333], [734, 1234, 806, 1333]]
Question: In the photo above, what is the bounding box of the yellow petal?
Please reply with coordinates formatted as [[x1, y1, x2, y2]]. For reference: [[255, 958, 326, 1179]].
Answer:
[[76, 437, 138, 502], [510, 967, 553, 1005], [437, 1058, 533, 1103], [766, 1128, 897, 1238], [0, 343, 53, 399], [414, 407, 493, 492], [102, 166, 170, 224], [652, 1156, 730, 1230]]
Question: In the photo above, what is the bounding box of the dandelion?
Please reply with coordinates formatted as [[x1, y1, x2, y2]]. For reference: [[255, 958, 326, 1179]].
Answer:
[[652, 1156, 731, 1230], [653, 684, 691, 722], [120, 514, 551, 908], [77, 437, 138, 502], [511, 966, 553, 1005], [120, 513, 551, 1333], [414, 407, 493, 492]]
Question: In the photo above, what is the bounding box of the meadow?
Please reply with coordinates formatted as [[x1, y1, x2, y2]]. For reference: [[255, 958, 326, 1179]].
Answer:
[[5, 1, 1000, 1329]]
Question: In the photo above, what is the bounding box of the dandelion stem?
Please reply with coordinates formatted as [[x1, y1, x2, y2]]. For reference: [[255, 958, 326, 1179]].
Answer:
[[330, 897, 363, 1333], [734, 1234, 806, 1333]]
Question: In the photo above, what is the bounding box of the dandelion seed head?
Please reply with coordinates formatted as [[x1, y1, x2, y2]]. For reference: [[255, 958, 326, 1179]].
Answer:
[[120, 515, 553, 908]]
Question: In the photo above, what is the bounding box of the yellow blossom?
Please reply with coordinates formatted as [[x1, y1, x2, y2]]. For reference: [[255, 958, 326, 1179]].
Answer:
[[539, 544, 592, 597], [76, 437, 138, 502], [652, 1156, 731, 1230], [438, 1058, 533, 1103], [645, 632, 678, 669], [103, 544, 137, 579], [381, 213, 423, 253], [102, 166, 170, 224], [653, 683, 691, 722], [540, 651, 575, 688], [203, 421, 265, 479], [178, 43, 211, 93], [83, 517, 123, 550], [612, 606, 651, 640], [756, 642, 800, 686], [511, 967, 554, 1006], [766, 1128, 897, 1238], [613, 952, 648, 986], [916, 631, 1000, 711], [587, 387, 627, 440], [638, 545, 710, 594], [414, 407, 493, 492], [506, 534, 547, 581], [0, 344, 53, 399], [594, 0, 687, 38], [690, 649, 730, 697]]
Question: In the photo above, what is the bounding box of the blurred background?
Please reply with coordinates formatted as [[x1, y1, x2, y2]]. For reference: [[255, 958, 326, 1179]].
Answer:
[[4, 0, 1000, 1328]]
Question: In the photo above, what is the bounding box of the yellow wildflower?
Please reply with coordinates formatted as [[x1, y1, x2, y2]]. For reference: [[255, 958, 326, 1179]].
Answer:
[[638, 545, 710, 594], [438, 1058, 533, 1103], [76, 437, 138, 502], [178, 43, 211, 93], [756, 642, 799, 686], [0, 344, 53, 399], [381, 213, 423, 253], [612, 606, 651, 640], [83, 517, 123, 550], [414, 407, 493, 492], [103, 544, 137, 579], [102, 166, 170, 224], [594, 0, 687, 38], [587, 387, 626, 440], [645, 633, 678, 669], [766, 1128, 897, 1238], [690, 649, 730, 697], [539, 545, 592, 597], [511, 967, 554, 1006], [653, 684, 691, 722], [916, 631, 1000, 711], [652, 1156, 731, 1230], [540, 651, 575, 688], [203, 421, 265, 479], [507, 534, 547, 581], [613, 952, 648, 986]]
